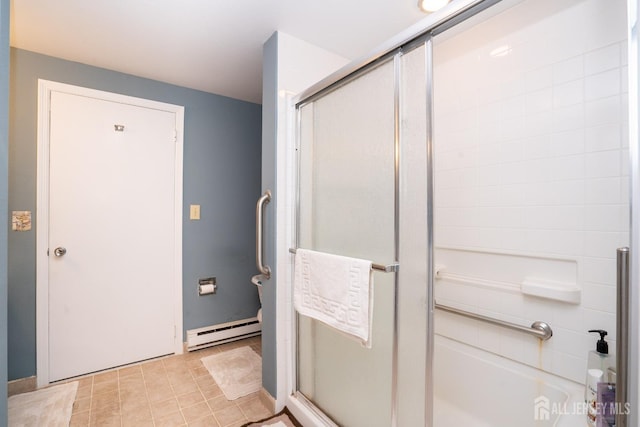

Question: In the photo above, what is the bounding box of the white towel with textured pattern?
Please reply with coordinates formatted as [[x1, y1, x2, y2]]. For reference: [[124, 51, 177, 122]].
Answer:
[[294, 248, 374, 348]]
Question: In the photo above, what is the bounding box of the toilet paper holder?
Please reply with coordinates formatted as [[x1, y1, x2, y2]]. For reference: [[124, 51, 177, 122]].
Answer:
[[198, 277, 217, 296]]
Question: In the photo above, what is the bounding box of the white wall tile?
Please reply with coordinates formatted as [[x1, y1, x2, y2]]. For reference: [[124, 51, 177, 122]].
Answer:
[[552, 351, 586, 384], [585, 69, 620, 101], [553, 327, 590, 359], [550, 154, 585, 181], [581, 257, 617, 285], [525, 66, 553, 92], [585, 151, 621, 178], [552, 104, 584, 132], [553, 305, 584, 333], [523, 135, 551, 159], [526, 88, 553, 113], [584, 309, 617, 338], [525, 111, 553, 136], [585, 44, 621, 75], [585, 124, 621, 152], [585, 95, 621, 126], [432, 0, 628, 385], [582, 282, 616, 313], [549, 129, 584, 157], [585, 177, 628, 209], [553, 79, 584, 108], [553, 55, 584, 84]]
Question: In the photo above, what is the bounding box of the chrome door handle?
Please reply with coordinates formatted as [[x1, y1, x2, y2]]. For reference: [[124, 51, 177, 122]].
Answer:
[[256, 190, 271, 278], [54, 247, 67, 257]]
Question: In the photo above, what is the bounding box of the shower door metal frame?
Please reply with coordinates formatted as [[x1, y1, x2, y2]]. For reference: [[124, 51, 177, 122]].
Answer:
[[285, 1, 640, 426], [292, 51, 401, 426]]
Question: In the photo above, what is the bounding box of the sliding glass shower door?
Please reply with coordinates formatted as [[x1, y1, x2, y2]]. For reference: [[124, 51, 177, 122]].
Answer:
[[296, 59, 397, 427], [295, 42, 431, 426], [292, 1, 634, 426]]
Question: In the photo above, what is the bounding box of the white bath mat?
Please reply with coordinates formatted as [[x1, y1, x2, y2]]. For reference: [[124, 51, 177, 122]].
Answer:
[[201, 346, 262, 400], [8, 381, 78, 427]]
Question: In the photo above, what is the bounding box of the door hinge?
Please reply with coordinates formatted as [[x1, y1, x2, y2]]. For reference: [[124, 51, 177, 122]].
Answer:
[[173, 129, 177, 143]]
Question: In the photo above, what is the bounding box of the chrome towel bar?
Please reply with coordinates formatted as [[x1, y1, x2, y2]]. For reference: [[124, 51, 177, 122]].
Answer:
[[435, 302, 553, 341], [288, 248, 399, 273]]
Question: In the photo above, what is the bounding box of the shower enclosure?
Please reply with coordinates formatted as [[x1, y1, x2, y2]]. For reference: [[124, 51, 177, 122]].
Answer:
[[286, 0, 638, 425]]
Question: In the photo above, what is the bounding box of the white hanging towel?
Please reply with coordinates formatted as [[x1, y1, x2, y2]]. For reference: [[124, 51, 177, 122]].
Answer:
[[294, 248, 374, 348]]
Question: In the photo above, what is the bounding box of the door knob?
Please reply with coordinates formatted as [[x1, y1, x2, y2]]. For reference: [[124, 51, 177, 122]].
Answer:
[[54, 247, 67, 257]]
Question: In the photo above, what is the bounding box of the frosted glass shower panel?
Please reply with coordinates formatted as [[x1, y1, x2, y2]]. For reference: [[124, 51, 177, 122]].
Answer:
[[299, 64, 395, 261], [297, 59, 396, 426]]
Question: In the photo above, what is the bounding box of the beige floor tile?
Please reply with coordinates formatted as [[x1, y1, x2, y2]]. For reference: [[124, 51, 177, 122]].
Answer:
[[147, 384, 175, 402], [61, 337, 261, 427], [93, 370, 118, 384], [213, 404, 246, 427], [120, 373, 145, 389], [118, 365, 142, 378], [190, 365, 209, 378], [120, 386, 147, 403], [120, 395, 150, 414], [122, 417, 154, 427], [200, 383, 223, 400], [92, 390, 120, 412], [89, 410, 121, 427], [76, 384, 93, 400], [145, 375, 172, 389], [150, 396, 181, 419], [172, 379, 199, 395], [77, 376, 94, 388], [121, 404, 153, 427], [195, 374, 217, 389], [72, 397, 91, 414], [182, 401, 213, 423], [176, 390, 204, 408], [69, 410, 90, 427], [154, 410, 186, 427], [188, 414, 221, 427], [93, 379, 118, 395], [237, 397, 272, 421], [207, 395, 236, 412]]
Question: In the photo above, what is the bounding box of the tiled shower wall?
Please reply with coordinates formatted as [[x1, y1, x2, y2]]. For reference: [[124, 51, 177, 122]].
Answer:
[[433, 0, 628, 384]]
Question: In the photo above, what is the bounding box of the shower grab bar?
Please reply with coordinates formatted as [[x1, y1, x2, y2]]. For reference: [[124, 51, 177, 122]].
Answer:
[[434, 302, 553, 341], [256, 190, 272, 278], [616, 247, 629, 427], [288, 248, 399, 273]]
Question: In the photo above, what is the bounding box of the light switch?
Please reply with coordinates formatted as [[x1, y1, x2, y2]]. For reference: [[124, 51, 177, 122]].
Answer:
[[190, 204, 200, 220]]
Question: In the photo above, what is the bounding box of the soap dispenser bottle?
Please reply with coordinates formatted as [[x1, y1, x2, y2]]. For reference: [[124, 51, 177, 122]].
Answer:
[[585, 329, 614, 427]]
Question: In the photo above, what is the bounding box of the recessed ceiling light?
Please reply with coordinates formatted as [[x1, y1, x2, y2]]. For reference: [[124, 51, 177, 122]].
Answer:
[[419, 0, 451, 13]]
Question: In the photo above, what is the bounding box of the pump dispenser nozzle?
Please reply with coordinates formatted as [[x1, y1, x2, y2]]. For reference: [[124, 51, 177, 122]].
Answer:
[[588, 329, 609, 354]]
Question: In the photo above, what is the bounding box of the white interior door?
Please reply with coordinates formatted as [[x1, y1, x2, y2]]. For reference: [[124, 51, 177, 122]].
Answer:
[[47, 90, 178, 381]]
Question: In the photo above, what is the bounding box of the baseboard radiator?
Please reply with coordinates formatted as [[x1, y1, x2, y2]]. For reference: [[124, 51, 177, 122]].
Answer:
[[186, 317, 261, 351]]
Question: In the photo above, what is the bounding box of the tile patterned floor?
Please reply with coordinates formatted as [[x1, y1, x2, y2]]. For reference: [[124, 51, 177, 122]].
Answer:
[[64, 336, 271, 427]]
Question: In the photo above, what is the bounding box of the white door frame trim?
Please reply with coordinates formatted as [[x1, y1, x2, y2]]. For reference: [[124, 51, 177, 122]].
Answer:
[[36, 79, 185, 387]]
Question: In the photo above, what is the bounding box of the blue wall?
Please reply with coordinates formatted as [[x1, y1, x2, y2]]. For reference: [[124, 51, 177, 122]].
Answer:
[[8, 48, 262, 380], [1, 0, 10, 423]]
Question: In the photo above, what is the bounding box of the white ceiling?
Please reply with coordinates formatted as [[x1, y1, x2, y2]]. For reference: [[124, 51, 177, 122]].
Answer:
[[9, 0, 429, 104]]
